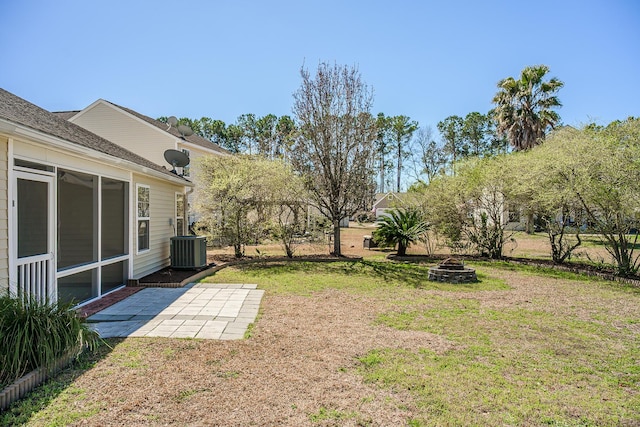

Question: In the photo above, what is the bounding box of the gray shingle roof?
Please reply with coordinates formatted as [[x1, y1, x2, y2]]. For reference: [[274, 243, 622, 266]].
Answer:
[[104, 100, 229, 155], [0, 88, 190, 183], [53, 110, 79, 120]]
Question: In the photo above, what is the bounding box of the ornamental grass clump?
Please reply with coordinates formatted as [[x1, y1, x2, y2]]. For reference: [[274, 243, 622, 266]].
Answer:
[[0, 295, 100, 389]]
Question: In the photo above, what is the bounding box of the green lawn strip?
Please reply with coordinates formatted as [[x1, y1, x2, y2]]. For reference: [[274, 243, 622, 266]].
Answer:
[[202, 260, 508, 296], [307, 406, 361, 423], [366, 295, 640, 426]]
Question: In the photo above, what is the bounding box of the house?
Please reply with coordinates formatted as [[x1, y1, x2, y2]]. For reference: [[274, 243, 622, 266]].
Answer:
[[56, 100, 229, 231], [371, 192, 407, 219], [0, 88, 193, 306]]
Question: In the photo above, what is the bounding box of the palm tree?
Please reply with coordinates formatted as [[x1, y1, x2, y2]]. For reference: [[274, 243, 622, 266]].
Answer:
[[492, 65, 564, 151], [373, 209, 429, 256]]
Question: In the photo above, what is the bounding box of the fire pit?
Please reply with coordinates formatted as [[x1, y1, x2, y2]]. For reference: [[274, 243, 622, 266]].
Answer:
[[428, 258, 477, 283]]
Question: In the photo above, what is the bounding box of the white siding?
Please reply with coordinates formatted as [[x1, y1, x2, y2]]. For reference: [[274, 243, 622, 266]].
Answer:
[[13, 139, 131, 181], [0, 137, 7, 294], [71, 102, 175, 168], [132, 173, 184, 279]]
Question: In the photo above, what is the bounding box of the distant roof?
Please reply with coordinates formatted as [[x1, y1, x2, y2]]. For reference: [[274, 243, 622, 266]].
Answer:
[[53, 110, 78, 120], [372, 192, 409, 210], [103, 100, 229, 155], [0, 88, 190, 183]]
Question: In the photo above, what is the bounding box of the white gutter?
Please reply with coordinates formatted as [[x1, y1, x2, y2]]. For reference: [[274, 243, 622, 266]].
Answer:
[[178, 139, 230, 157]]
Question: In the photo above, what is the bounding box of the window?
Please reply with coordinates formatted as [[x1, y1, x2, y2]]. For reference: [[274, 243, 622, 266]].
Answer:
[[181, 149, 190, 177], [508, 204, 520, 223], [57, 269, 97, 305], [14, 158, 55, 173], [137, 185, 150, 252], [17, 178, 48, 258], [101, 261, 128, 294], [176, 193, 185, 236], [102, 178, 129, 259], [58, 169, 98, 269]]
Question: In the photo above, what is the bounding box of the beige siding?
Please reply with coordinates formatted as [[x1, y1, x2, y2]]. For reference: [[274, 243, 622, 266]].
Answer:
[[69, 102, 225, 231], [13, 139, 131, 181], [132, 174, 184, 279], [177, 145, 211, 223], [71, 102, 175, 168], [0, 137, 7, 294]]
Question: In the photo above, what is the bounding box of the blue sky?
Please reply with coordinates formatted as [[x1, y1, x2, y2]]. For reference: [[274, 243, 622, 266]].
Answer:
[[1, 0, 639, 131]]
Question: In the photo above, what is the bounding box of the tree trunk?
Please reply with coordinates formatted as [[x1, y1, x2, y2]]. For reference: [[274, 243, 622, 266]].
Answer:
[[525, 210, 534, 234], [332, 218, 341, 256], [234, 217, 243, 257], [397, 242, 407, 256], [379, 157, 385, 193], [397, 142, 401, 192]]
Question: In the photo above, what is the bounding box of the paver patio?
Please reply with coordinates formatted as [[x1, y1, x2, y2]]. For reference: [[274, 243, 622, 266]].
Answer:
[[87, 283, 264, 340]]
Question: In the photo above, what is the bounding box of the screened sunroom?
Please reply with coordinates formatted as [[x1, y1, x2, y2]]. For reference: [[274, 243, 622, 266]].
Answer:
[[14, 159, 130, 305]]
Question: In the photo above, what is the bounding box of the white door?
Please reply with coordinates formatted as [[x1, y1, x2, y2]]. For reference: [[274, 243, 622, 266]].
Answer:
[[11, 171, 55, 302]]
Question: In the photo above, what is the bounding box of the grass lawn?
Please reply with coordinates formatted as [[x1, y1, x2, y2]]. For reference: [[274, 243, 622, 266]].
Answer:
[[206, 260, 640, 426], [3, 254, 639, 425]]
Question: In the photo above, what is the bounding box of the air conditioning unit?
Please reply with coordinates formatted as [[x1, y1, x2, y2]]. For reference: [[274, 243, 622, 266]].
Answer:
[[170, 236, 207, 269]]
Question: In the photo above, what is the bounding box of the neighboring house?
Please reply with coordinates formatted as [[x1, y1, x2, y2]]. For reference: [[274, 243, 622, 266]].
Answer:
[[56, 100, 229, 233], [0, 88, 193, 306], [372, 192, 407, 219], [468, 189, 526, 232], [504, 203, 526, 231]]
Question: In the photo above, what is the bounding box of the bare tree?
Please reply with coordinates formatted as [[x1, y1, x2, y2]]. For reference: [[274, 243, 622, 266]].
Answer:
[[292, 62, 377, 256], [407, 125, 446, 185]]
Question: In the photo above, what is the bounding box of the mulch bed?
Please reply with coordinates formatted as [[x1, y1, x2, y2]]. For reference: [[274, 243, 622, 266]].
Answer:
[[77, 287, 142, 318], [137, 263, 217, 284]]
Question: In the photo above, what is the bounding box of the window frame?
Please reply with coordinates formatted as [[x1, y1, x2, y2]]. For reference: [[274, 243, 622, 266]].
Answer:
[[175, 192, 185, 236], [101, 177, 129, 260], [136, 184, 150, 253], [507, 204, 521, 223]]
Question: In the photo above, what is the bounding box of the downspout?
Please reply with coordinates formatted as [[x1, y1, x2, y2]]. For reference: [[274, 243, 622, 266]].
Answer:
[[185, 186, 194, 235]]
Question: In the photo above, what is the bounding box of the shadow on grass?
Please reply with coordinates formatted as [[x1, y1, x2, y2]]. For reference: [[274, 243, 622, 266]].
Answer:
[[358, 260, 435, 289], [357, 260, 502, 290], [581, 235, 640, 250], [0, 338, 122, 425], [228, 258, 502, 291]]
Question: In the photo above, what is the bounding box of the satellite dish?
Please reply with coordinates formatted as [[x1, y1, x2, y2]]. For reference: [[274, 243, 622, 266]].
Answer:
[[166, 116, 179, 131], [164, 149, 190, 174], [177, 124, 194, 138]]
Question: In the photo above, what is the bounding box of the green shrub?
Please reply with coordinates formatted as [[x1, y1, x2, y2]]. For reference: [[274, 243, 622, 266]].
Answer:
[[373, 209, 429, 256], [0, 295, 100, 389]]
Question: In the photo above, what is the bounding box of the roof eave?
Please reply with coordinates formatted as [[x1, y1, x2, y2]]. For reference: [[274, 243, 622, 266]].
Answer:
[[0, 118, 193, 187]]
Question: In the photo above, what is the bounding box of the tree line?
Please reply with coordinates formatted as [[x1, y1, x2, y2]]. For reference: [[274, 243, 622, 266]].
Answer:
[[161, 80, 542, 194], [162, 110, 510, 193], [188, 62, 575, 258]]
